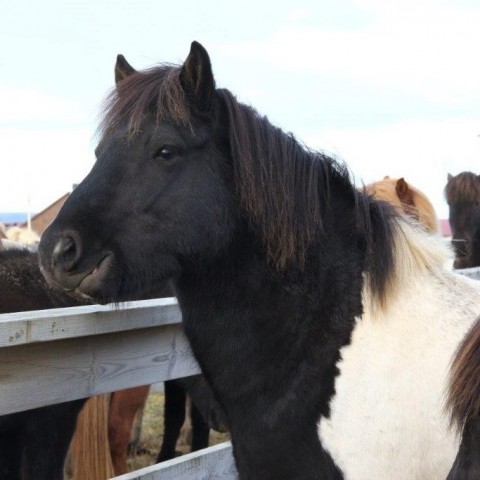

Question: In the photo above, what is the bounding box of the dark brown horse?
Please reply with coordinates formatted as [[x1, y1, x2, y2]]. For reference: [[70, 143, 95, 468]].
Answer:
[[0, 248, 89, 480], [445, 171, 480, 268]]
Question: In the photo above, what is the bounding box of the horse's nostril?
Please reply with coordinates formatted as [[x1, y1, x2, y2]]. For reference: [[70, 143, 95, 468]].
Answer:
[[52, 233, 81, 270]]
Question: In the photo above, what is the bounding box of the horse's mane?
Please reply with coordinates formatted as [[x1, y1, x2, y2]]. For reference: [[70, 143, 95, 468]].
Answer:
[[216, 88, 338, 268], [215, 88, 451, 307], [447, 317, 480, 428], [445, 171, 480, 205], [98, 62, 450, 308]]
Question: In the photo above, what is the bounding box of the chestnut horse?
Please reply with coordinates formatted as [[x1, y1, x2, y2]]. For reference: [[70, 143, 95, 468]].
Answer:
[[365, 176, 438, 233]]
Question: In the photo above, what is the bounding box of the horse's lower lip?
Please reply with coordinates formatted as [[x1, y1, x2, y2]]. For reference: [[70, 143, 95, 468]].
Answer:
[[75, 254, 113, 295]]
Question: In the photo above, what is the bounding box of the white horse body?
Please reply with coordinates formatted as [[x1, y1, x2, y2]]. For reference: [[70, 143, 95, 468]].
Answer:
[[319, 223, 480, 480]]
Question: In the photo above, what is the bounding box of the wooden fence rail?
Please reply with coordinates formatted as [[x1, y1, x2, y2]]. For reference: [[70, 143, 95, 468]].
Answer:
[[0, 297, 238, 479]]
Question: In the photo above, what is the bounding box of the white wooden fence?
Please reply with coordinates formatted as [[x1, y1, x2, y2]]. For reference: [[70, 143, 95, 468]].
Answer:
[[0, 297, 238, 479], [1, 267, 479, 480]]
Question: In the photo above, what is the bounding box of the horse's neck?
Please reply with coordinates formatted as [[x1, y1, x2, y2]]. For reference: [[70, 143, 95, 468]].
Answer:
[[176, 252, 356, 479], [175, 238, 364, 405]]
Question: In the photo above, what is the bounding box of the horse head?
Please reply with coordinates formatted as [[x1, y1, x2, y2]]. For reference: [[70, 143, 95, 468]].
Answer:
[[445, 172, 480, 268], [39, 42, 238, 302]]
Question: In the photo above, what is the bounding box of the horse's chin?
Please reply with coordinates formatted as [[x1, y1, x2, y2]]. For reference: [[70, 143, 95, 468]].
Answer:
[[57, 252, 179, 304], [454, 255, 474, 269]]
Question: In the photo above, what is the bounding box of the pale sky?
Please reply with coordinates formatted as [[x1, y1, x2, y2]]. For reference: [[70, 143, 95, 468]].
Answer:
[[1, 0, 479, 219]]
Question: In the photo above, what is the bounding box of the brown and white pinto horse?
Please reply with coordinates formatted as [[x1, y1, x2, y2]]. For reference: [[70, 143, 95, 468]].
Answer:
[[38, 42, 480, 479]]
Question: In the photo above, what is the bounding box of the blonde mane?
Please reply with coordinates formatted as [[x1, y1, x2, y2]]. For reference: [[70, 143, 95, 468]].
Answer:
[[365, 216, 452, 317]]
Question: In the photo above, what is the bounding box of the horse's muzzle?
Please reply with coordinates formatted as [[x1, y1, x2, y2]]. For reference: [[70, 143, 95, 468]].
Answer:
[[39, 230, 113, 297]]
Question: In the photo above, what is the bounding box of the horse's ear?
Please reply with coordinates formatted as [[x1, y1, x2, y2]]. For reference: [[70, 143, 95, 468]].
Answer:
[[395, 178, 413, 204], [115, 54, 136, 85], [448, 173, 453, 181], [180, 41, 215, 112]]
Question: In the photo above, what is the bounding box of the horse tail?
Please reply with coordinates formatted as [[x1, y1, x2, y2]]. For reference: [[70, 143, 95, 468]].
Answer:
[[70, 394, 114, 480], [447, 317, 480, 429]]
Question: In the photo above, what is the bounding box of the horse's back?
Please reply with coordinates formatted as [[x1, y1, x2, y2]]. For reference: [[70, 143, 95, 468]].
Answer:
[[319, 269, 480, 480]]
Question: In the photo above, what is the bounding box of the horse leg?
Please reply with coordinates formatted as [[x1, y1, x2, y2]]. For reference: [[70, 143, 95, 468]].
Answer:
[[22, 399, 86, 480], [108, 385, 150, 476], [0, 430, 22, 480], [128, 401, 146, 455], [176, 374, 228, 432], [447, 416, 480, 480], [190, 400, 210, 452], [177, 397, 193, 447], [156, 380, 186, 462]]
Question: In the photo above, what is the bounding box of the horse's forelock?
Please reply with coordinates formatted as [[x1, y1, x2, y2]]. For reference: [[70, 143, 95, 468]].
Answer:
[[98, 64, 191, 139], [445, 172, 480, 205]]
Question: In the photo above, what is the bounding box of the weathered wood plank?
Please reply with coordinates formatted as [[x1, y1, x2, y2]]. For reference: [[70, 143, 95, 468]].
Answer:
[[0, 299, 240, 479], [0, 324, 200, 415], [111, 442, 238, 480], [0, 297, 181, 347]]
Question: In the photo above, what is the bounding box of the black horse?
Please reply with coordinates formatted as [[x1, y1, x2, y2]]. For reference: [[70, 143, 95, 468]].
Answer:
[[38, 42, 477, 479], [0, 248, 88, 480], [445, 171, 480, 269]]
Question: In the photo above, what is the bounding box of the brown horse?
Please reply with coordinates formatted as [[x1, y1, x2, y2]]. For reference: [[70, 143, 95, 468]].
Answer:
[[365, 176, 439, 233], [445, 171, 480, 268]]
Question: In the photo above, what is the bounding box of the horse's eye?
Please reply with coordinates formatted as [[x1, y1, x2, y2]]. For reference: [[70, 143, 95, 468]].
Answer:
[[155, 146, 177, 161]]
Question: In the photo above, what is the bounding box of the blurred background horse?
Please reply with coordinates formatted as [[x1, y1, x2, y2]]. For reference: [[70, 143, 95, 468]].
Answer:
[[0, 247, 94, 480], [365, 176, 439, 233], [445, 171, 480, 269]]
